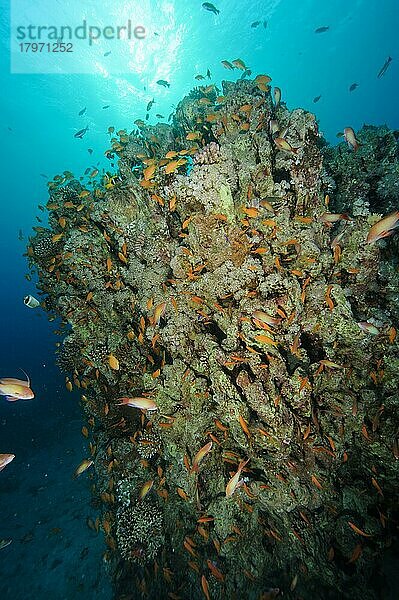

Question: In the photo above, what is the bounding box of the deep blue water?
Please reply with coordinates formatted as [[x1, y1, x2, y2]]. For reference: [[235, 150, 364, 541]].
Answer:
[[0, 1, 398, 598]]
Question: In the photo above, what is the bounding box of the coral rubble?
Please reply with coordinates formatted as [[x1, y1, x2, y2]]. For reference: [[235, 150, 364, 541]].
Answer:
[[28, 77, 399, 600]]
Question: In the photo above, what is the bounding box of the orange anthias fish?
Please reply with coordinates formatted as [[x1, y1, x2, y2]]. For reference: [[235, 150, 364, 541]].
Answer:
[[191, 441, 212, 473], [252, 311, 281, 327], [0, 453, 15, 472], [366, 210, 399, 244], [226, 458, 249, 498], [152, 301, 167, 326], [139, 480, 154, 500], [0, 370, 34, 401], [344, 127, 360, 152], [274, 137, 299, 154], [117, 397, 158, 411], [319, 212, 350, 225], [357, 321, 380, 335], [74, 458, 93, 478], [273, 87, 281, 107]]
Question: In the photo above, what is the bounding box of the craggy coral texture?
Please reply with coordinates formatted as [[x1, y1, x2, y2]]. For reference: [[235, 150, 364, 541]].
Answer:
[[28, 78, 399, 600]]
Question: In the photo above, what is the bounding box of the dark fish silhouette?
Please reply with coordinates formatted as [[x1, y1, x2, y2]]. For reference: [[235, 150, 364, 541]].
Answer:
[[147, 98, 155, 111], [78, 107, 86, 116], [240, 69, 252, 80], [263, 20, 268, 28], [155, 114, 164, 119], [104, 51, 111, 57], [377, 56, 392, 78], [349, 83, 358, 92], [315, 26, 329, 33], [157, 79, 170, 88], [313, 95, 322, 103], [251, 21, 261, 28], [206, 68, 211, 79], [74, 125, 89, 139], [102, 105, 110, 109], [202, 2, 219, 15], [88, 148, 93, 155]]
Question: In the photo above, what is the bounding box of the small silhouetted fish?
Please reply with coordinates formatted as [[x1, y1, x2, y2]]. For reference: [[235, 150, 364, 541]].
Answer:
[[145, 113, 149, 120], [147, 98, 155, 111], [104, 51, 111, 57], [102, 105, 110, 109], [154, 32, 159, 36], [240, 69, 252, 79], [0, 539, 12, 550], [74, 125, 88, 139], [18, 229, 24, 241], [88, 148, 93, 154], [155, 113, 164, 119], [313, 95, 322, 103], [251, 21, 261, 28], [7, 126, 12, 131], [40, 173, 48, 178], [157, 79, 170, 88], [349, 83, 358, 92], [315, 26, 329, 33], [84, 167, 91, 175], [20, 531, 34, 544], [78, 107, 86, 116], [202, 2, 219, 15], [263, 20, 268, 28], [207, 68, 211, 79], [377, 56, 392, 78]]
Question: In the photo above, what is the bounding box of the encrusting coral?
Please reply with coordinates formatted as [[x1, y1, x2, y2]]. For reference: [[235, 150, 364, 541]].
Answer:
[[116, 502, 164, 564], [27, 75, 399, 600]]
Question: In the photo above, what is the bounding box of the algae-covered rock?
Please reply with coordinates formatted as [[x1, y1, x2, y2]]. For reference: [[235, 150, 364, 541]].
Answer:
[[27, 78, 399, 600]]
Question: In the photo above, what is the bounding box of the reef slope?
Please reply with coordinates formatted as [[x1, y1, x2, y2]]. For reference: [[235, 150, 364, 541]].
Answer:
[[28, 78, 399, 600]]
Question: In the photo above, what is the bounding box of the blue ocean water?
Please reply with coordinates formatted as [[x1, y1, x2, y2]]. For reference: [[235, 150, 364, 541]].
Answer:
[[0, 0, 398, 598]]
